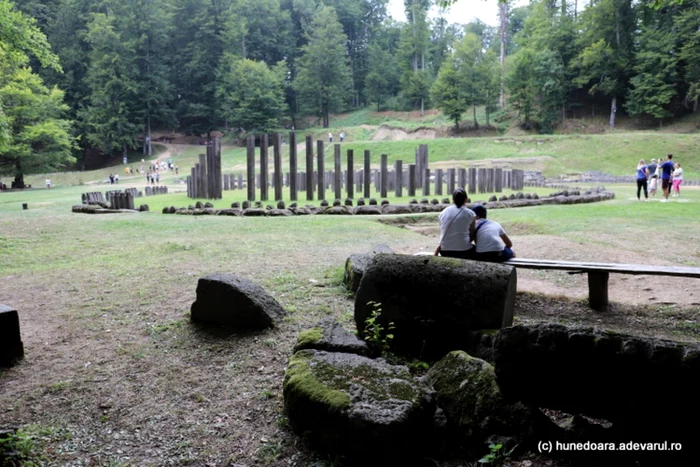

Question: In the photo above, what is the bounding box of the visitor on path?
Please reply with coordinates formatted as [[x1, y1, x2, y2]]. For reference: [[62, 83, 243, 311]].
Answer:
[[115, 174, 120, 184], [672, 163, 683, 197], [636, 159, 649, 201], [156, 172, 160, 183], [109, 174, 114, 184], [648, 159, 659, 197], [660, 154, 675, 202], [45, 178, 51, 189], [175, 166, 179, 175], [328, 132, 333, 143], [647, 158, 657, 182], [434, 188, 476, 260], [471, 205, 515, 262], [340, 131, 345, 142]]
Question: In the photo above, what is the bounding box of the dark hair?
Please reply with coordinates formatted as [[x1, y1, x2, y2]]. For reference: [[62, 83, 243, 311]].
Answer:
[[668, 154, 673, 159], [452, 188, 467, 207], [472, 204, 487, 218]]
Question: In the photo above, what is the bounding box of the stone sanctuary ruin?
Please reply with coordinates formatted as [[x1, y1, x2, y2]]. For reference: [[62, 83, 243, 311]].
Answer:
[[163, 186, 614, 217], [279, 253, 698, 466]]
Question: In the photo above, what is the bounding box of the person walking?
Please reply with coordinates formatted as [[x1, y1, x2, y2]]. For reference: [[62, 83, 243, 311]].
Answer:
[[672, 163, 683, 197], [636, 159, 649, 201], [471, 205, 515, 262], [328, 132, 333, 143], [660, 154, 675, 202], [434, 188, 476, 260]]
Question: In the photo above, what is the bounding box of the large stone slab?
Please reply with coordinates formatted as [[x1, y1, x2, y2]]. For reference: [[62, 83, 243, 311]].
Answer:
[[190, 274, 286, 330], [427, 351, 557, 452], [494, 324, 700, 444], [283, 349, 435, 462], [355, 255, 516, 358], [343, 245, 396, 293], [0, 305, 24, 367], [293, 318, 369, 356]]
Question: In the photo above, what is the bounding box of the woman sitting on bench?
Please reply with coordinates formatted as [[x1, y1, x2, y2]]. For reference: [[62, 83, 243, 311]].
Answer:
[[471, 205, 515, 262]]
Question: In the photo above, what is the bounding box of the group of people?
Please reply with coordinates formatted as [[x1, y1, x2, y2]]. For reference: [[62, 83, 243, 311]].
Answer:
[[434, 188, 515, 262], [328, 132, 345, 143], [107, 173, 119, 184], [636, 153, 683, 202]]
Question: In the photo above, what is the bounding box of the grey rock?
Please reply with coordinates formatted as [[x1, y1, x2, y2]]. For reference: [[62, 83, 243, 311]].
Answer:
[[217, 208, 242, 216], [195, 201, 203, 209], [242, 208, 267, 216], [320, 200, 329, 207], [369, 198, 378, 205], [381, 205, 412, 215], [0, 304, 24, 367], [354, 205, 382, 215], [489, 195, 498, 202], [293, 318, 369, 356], [283, 349, 435, 462], [381, 199, 389, 205], [333, 199, 341, 207], [231, 202, 241, 208], [442, 198, 450, 204], [204, 202, 214, 208], [276, 200, 285, 209], [344, 198, 353, 206], [420, 198, 430, 204], [190, 273, 285, 330], [431, 198, 439, 205], [355, 254, 516, 359], [267, 209, 293, 216], [241, 201, 250, 209], [320, 206, 352, 215], [139, 204, 149, 212], [356, 198, 365, 206]]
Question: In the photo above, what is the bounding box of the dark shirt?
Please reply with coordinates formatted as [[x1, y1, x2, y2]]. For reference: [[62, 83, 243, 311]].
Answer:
[[661, 161, 674, 180]]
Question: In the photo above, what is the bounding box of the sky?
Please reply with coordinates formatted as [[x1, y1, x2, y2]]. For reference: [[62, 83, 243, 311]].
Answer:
[[387, 0, 530, 27]]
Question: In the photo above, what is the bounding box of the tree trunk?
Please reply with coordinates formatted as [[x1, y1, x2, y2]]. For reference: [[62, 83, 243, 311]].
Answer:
[[609, 96, 617, 128], [486, 107, 490, 126], [147, 113, 152, 156], [123, 142, 128, 161], [499, 1, 507, 108], [473, 104, 478, 129], [420, 98, 424, 117], [562, 104, 566, 127]]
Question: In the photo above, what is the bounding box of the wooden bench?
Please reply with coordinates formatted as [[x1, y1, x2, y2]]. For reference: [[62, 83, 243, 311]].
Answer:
[[503, 258, 700, 311]]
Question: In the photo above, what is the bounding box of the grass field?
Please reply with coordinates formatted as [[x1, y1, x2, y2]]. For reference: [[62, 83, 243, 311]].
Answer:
[[1, 131, 699, 465]]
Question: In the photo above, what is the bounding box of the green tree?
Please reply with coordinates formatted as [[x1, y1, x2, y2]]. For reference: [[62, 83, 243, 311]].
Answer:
[[80, 11, 140, 160], [399, 0, 431, 114], [430, 56, 467, 128], [625, 26, 678, 124], [217, 58, 287, 133], [677, 3, 700, 110], [0, 0, 62, 71], [293, 7, 352, 128], [506, 48, 536, 128], [0, 63, 75, 187], [365, 41, 400, 111]]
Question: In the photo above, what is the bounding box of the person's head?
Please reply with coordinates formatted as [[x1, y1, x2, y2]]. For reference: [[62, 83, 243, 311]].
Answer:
[[667, 154, 673, 160], [472, 204, 487, 219], [638, 159, 645, 167], [651, 158, 656, 164], [675, 163, 681, 169], [452, 188, 467, 207]]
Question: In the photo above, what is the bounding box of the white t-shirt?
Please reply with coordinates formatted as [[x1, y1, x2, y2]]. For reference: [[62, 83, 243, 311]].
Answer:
[[439, 205, 475, 251], [474, 219, 506, 253], [673, 168, 683, 180]]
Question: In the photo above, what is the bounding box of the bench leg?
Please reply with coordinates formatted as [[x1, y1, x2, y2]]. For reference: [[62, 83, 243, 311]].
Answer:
[[588, 272, 609, 311]]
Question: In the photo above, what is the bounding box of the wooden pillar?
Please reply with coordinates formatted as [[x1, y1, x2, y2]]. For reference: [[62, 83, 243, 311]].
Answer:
[[447, 168, 456, 195], [422, 168, 430, 195], [305, 135, 314, 201], [273, 133, 282, 201], [363, 150, 371, 198], [334, 144, 342, 200], [435, 169, 443, 195], [380, 154, 388, 198], [408, 164, 416, 196], [247, 135, 255, 201], [495, 168, 503, 193], [260, 134, 269, 201], [289, 132, 297, 201], [468, 168, 477, 195], [395, 160, 403, 197], [487, 168, 495, 193], [347, 150, 354, 199], [458, 168, 467, 191], [588, 272, 609, 311], [199, 154, 207, 200], [317, 140, 325, 201]]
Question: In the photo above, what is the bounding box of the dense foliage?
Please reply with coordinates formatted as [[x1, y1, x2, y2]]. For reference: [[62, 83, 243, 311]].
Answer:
[[1, 0, 699, 165]]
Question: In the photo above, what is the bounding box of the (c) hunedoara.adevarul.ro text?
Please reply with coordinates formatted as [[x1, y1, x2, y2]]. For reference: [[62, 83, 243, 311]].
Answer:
[[538, 441, 683, 453]]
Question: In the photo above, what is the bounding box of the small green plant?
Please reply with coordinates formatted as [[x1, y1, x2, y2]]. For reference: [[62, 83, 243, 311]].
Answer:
[[478, 442, 518, 464], [363, 302, 395, 354], [408, 360, 430, 374]]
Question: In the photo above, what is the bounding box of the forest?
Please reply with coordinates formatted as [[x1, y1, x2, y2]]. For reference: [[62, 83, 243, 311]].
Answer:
[[0, 0, 698, 182]]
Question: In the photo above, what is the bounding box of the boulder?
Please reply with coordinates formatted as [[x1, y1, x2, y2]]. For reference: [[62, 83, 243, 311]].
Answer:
[[289, 202, 297, 209], [489, 195, 497, 202], [381, 205, 412, 215], [277, 200, 286, 209], [0, 305, 24, 367], [344, 198, 353, 206], [267, 209, 293, 216], [354, 206, 382, 215], [431, 199, 439, 205], [320, 200, 329, 207], [168, 206, 177, 214], [333, 199, 341, 207], [283, 349, 435, 462], [290, 207, 312, 215], [241, 201, 250, 209], [355, 255, 516, 358], [139, 204, 149, 212], [190, 273, 286, 330], [427, 351, 556, 451], [441, 198, 450, 204], [320, 206, 352, 215], [242, 208, 267, 216], [217, 208, 242, 216], [204, 202, 214, 208], [493, 323, 700, 439], [356, 198, 365, 206], [293, 318, 369, 356], [231, 202, 241, 208], [344, 245, 395, 293], [195, 201, 204, 209], [369, 198, 378, 205], [381, 199, 389, 206]]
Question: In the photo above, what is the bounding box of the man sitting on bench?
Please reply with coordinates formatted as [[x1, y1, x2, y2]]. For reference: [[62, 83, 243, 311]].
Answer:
[[472, 205, 515, 262]]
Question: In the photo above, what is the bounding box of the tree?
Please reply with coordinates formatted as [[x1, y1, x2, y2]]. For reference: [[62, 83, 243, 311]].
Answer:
[[0, 0, 61, 71], [625, 26, 678, 124], [431, 55, 468, 128], [80, 11, 140, 160], [217, 58, 287, 133], [0, 62, 75, 187], [399, 0, 431, 115], [506, 48, 536, 128], [293, 7, 352, 128], [365, 42, 400, 111]]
